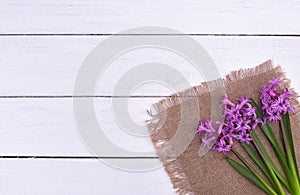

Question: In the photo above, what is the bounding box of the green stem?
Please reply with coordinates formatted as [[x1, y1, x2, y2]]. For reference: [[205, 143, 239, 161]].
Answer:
[[280, 117, 300, 195], [282, 113, 300, 182], [227, 157, 276, 195], [243, 143, 277, 190], [259, 124, 293, 193], [279, 122, 287, 155], [251, 131, 286, 195], [251, 99, 292, 192], [231, 148, 278, 195]]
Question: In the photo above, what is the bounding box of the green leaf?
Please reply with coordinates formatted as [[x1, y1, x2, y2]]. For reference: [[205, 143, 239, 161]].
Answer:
[[281, 113, 300, 194], [260, 124, 292, 192], [283, 113, 300, 182], [251, 99, 292, 192], [243, 143, 276, 189], [251, 131, 286, 195], [279, 122, 287, 155], [226, 157, 277, 195], [251, 100, 287, 167], [250, 98, 263, 119]]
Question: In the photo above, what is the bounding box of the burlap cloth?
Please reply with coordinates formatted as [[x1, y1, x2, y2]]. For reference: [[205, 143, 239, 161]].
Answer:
[[147, 60, 300, 195]]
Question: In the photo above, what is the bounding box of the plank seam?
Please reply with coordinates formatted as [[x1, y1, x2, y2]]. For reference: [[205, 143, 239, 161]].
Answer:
[[1, 34, 300, 37], [0, 95, 171, 98], [0, 156, 158, 159], [0, 96, 299, 99]]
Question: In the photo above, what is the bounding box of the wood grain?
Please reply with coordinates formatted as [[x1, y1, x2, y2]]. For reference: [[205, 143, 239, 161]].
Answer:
[[1, 0, 300, 34], [0, 159, 175, 195], [0, 97, 159, 157], [0, 36, 299, 96], [1, 1, 300, 194]]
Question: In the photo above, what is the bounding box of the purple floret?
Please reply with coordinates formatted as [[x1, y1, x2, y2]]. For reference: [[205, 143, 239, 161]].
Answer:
[[196, 120, 223, 150], [196, 77, 295, 155], [260, 78, 295, 123], [197, 94, 262, 154]]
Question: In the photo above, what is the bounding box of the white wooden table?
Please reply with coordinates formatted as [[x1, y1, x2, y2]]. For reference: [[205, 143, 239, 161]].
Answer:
[[1, 1, 300, 194]]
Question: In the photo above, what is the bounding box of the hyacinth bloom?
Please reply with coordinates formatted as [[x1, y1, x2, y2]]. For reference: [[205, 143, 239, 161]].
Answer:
[[196, 120, 223, 149], [261, 78, 295, 123], [196, 94, 261, 154], [196, 77, 300, 194]]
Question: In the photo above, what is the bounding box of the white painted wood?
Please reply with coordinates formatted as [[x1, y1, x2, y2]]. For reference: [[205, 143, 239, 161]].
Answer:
[[0, 97, 160, 156], [3, 1, 300, 195], [0, 159, 175, 195], [0, 36, 300, 96], [4, 95, 300, 157], [1, 0, 300, 34]]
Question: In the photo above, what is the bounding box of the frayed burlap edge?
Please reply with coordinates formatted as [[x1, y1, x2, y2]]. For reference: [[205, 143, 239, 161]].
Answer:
[[146, 60, 300, 195]]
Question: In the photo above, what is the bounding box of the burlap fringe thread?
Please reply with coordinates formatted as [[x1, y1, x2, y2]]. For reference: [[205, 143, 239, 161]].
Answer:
[[146, 60, 300, 195]]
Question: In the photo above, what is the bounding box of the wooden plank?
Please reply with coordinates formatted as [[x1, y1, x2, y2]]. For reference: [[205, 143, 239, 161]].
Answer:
[[4, 95, 300, 157], [0, 97, 160, 157], [0, 159, 175, 195], [0, 36, 299, 96], [1, 0, 300, 34]]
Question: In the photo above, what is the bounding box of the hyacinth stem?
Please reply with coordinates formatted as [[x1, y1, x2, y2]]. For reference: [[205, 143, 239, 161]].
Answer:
[[280, 114, 300, 195], [251, 99, 292, 192], [279, 123, 287, 156], [230, 148, 278, 195], [282, 113, 300, 182], [243, 143, 277, 190], [258, 124, 293, 193], [226, 157, 276, 195], [251, 131, 286, 195]]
